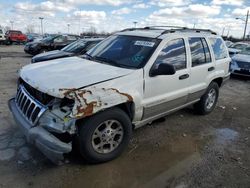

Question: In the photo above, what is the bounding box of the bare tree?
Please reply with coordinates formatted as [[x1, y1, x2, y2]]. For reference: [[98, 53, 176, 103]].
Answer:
[[26, 25, 35, 34]]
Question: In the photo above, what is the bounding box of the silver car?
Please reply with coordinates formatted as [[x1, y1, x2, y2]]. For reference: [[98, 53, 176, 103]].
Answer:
[[230, 46, 250, 77]]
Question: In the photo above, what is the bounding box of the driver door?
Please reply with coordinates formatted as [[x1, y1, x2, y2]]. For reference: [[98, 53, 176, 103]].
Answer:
[[143, 38, 190, 119]]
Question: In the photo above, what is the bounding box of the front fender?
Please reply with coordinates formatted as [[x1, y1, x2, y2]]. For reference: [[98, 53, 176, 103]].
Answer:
[[60, 87, 133, 119]]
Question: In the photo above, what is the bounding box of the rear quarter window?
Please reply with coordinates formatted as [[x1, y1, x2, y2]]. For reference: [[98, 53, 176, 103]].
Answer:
[[209, 38, 228, 60]]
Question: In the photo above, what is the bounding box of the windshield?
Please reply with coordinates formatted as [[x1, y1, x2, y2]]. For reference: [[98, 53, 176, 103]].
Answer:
[[62, 40, 87, 53], [229, 43, 248, 50], [41, 35, 57, 43], [240, 47, 250, 55], [0, 30, 3, 34], [86, 35, 161, 69]]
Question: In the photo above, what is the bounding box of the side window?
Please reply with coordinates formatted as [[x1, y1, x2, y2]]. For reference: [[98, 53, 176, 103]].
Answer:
[[54, 36, 65, 43], [189, 37, 211, 67], [201, 38, 212, 63], [67, 35, 77, 41], [209, 38, 228, 60], [155, 38, 186, 71]]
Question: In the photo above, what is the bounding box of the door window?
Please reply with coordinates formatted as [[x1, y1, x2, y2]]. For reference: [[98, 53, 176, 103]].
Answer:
[[54, 36, 65, 43], [154, 38, 186, 71], [189, 38, 211, 67]]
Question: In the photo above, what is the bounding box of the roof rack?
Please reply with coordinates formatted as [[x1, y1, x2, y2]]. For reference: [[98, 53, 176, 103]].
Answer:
[[119, 26, 217, 36], [143, 25, 187, 30], [162, 28, 217, 35]]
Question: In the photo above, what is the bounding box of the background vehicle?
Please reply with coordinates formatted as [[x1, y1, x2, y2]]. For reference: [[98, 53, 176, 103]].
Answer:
[[228, 42, 249, 57], [31, 38, 103, 63], [9, 27, 230, 164], [24, 34, 80, 55], [0, 28, 5, 44], [230, 46, 250, 77], [5, 30, 27, 44], [26, 33, 43, 43], [225, 40, 233, 47]]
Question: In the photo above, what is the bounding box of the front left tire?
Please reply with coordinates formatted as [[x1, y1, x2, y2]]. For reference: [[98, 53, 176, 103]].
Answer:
[[77, 108, 132, 163]]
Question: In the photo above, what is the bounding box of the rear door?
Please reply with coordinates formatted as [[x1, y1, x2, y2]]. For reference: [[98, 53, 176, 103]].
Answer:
[[187, 37, 215, 102]]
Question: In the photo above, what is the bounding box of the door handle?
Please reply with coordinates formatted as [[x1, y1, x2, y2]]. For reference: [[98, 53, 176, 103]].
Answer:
[[208, 67, 215, 71], [179, 74, 189, 80]]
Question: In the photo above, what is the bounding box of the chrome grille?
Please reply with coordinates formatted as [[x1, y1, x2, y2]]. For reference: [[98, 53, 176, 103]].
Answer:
[[236, 61, 250, 69], [15, 85, 47, 125]]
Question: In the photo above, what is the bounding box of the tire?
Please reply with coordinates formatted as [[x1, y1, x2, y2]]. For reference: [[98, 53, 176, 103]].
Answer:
[[78, 108, 132, 163], [194, 82, 219, 115]]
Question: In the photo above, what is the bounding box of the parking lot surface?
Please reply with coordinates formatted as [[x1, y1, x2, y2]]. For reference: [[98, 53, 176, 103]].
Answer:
[[0, 45, 249, 188]]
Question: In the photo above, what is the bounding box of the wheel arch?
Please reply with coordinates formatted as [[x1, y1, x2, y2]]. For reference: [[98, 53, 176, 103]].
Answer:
[[211, 77, 223, 87]]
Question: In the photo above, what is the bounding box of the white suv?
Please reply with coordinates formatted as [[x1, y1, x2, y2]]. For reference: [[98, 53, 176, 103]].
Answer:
[[0, 28, 5, 44], [9, 27, 230, 164]]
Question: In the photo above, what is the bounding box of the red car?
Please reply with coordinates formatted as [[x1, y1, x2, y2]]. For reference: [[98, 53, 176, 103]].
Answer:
[[5, 30, 27, 44]]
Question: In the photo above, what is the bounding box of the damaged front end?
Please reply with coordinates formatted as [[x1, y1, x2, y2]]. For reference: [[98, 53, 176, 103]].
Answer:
[[9, 79, 133, 164], [8, 80, 77, 164]]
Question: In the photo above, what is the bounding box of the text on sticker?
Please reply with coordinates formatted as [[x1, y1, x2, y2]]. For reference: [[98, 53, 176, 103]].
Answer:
[[134, 41, 155, 47]]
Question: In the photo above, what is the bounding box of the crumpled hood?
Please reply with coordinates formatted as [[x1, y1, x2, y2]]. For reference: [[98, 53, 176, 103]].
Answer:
[[32, 50, 73, 63], [232, 54, 250, 63], [20, 57, 134, 98]]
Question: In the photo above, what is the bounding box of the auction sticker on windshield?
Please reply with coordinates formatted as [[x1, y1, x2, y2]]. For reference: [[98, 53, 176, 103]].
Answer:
[[134, 41, 155, 47]]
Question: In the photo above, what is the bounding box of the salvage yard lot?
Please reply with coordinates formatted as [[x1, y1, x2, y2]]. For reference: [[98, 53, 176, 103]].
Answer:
[[0, 45, 250, 188]]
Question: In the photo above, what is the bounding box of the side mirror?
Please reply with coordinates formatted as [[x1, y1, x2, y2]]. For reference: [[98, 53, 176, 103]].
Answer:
[[150, 62, 176, 77]]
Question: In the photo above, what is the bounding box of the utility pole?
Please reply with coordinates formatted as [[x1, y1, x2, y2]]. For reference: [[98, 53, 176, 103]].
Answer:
[[236, 10, 249, 40], [39, 17, 44, 35], [10, 21, 14, 30], [243, 10, 249, 40], [67, 24, 70, 34], [133, 21, 137, 28]]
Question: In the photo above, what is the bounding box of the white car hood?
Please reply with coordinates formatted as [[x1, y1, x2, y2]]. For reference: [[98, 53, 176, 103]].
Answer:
[[232, 54, 250, 63], [228, 48, 241, 53], [20, 57, 134, 98]]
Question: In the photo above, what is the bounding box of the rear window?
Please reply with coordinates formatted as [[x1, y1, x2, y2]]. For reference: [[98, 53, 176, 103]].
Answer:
[[209, 38, 228, 60], [189, 37, 211, 67], [10, 31, 22, 34]]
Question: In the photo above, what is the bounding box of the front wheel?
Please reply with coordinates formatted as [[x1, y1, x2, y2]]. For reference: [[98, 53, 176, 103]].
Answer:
[[78, 108, 132, 163], [194, 82, 219, 115]]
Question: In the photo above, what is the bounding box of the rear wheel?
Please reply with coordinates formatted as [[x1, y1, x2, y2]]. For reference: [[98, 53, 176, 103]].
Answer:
[[78, 108, 132, 163], [194, 82, 219, 115]]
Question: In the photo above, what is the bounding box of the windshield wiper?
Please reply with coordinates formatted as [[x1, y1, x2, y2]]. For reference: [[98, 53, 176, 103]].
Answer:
[[82, 53, 93, 60], [92, 56, 124, 68]]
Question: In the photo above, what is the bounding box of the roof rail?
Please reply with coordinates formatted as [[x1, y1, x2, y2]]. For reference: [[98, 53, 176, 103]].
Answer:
[[119, 26, 217, 36], [161, 28, 217, 35], [144, 25, 187, 30], [119, 28, 147, 32]]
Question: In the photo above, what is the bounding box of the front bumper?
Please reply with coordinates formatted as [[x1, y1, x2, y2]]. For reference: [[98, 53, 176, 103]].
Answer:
[[231, 69, 250, 77], [8, 98, 72, 164]]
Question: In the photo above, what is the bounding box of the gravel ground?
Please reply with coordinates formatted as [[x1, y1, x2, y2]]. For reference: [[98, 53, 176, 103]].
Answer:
[[0, 45, 249, 188]]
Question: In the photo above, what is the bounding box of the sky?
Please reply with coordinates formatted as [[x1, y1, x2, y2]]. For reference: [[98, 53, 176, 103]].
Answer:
[[0, 0, 250, 38]]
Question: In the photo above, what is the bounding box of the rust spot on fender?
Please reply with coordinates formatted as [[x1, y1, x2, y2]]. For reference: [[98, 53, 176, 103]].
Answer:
[[59, 87, 133, 119], [76, 101, 97, 117], [110, 88, 133, 102]]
